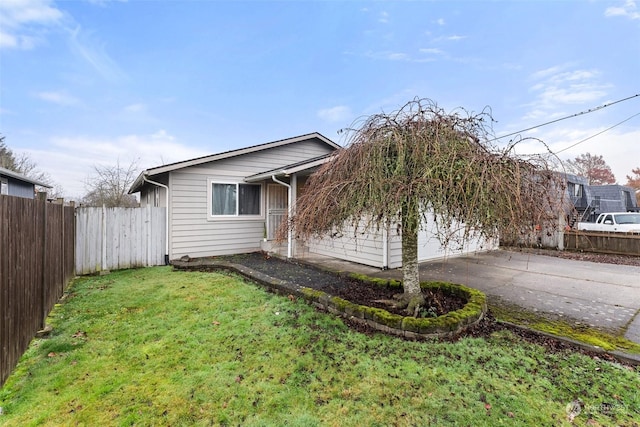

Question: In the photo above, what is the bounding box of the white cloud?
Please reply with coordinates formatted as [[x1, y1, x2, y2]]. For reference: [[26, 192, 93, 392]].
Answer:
[[23, 130, 207, 197], [0, 0, 124, 83], [378, 11, 389, 24], [605, 0, 640, 19], [317, 105, 352, 123], [431, 34, 466, 43], [512, 126, 640, 184], [436, 18, 445, 26], [35, 90, 80, 106], [67, 25, 126, 82], [87, 0, 129, 6], [419, 48, 444, 55], [0, 0, 64, 50], [363, 49, 441, 63], [123, 103, 146, 113], [530, 65, 565, 80], [525, 65, 611, 119]]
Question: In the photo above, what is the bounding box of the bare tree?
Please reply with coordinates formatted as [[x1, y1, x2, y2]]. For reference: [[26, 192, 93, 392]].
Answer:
[[285, 99, 565, 314], [627, 167, 640, 205], [566, 153, 616, 185], [82, 159, 139, 207], [1, 135, 62, 197]]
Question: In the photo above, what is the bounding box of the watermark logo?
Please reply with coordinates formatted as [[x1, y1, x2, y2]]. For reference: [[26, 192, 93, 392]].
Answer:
[[565, 399, 582, 422], [566, 399, 627, 421]]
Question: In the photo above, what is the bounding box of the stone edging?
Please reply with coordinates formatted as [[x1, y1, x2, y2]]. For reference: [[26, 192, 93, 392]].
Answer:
[[172, 258, 487, 340]]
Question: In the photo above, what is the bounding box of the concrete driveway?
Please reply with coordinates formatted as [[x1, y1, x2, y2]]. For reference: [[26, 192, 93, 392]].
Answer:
[[304, 249, 640, 344]]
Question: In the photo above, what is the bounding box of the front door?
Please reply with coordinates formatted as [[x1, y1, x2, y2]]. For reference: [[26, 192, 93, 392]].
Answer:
[[267, 184, 288, 240]]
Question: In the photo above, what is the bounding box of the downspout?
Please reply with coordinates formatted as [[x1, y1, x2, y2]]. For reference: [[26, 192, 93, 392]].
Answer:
[[143, 175, 170, 265], [382, 222, 389, 270], [271, 175, 293, 259]]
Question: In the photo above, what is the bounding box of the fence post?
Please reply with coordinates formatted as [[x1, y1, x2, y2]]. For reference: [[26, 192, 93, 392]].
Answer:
[[101, 204, 109, 274], [38, 192, 48, 330]]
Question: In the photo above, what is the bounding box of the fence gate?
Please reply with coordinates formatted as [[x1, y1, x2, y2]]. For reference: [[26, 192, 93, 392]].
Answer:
[[75, 206, 166, 275]]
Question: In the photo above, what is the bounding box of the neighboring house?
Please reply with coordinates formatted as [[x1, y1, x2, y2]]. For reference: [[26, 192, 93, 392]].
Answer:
[[588, 184, 638, 215], [564, 173, 638, 224], [129, 132, 496, 269], [0, 167, 51, 199]]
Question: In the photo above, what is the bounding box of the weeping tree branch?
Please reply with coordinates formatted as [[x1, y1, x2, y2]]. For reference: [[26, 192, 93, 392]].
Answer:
[[281, 98, 566, 311]]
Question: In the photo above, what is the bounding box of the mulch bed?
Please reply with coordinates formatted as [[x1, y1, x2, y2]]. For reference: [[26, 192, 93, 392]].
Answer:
[[205, 251, 639, 367], [213, 252, 465, 316]]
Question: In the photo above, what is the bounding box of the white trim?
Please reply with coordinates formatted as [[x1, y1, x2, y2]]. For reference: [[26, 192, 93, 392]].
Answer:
[[206, 179, 264, 220], [271, 175, 293, 258], [142, 175, 169, 264], [130, 133, 340, 193]]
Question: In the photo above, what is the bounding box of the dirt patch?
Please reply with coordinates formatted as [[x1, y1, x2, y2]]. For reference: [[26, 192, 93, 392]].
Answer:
[[505, 246, 640, 267]]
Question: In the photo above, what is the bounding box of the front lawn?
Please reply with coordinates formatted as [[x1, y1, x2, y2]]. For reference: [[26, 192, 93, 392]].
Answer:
[[1, 267, 638, 426]]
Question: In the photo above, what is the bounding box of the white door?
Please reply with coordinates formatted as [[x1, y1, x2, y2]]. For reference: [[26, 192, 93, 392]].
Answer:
[[267, 184, 288, 240]]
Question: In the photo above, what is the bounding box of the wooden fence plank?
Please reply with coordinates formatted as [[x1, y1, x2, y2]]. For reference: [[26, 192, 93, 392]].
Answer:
[[74, 206, 166, 275], [0, 195, 74, 387]]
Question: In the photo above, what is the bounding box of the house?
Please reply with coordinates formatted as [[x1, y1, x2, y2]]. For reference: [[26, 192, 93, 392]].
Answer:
[[128, 132, 496, 268], [0, 167, 51, 199], [129, 133, 340, 263], [564, 172, 638, 224], [587, 184, 638, 215]]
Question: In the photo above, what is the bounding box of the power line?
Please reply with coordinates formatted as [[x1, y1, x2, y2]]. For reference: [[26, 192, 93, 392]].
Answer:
[[555, 111, 640, 154], [491, 93, 640, 143]]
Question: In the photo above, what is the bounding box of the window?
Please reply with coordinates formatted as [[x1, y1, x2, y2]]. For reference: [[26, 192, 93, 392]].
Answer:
[[568, 182, 583, 198], [211, 182, 261, 216], [0, 178, 7, 195]]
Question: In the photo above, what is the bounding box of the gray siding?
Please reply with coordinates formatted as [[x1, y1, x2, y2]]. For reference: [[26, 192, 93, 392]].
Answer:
[[307, 214, 495, 269], [417, 215, 497, 261], [139, 174, 168, 208], [7, 177, 35, 199], [307, 220, 393, 269], [169, 140, 333, 259], [589, 185, 638, 213]]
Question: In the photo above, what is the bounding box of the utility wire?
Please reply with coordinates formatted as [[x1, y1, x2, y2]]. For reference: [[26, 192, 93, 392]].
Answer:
[[554, 111, 640, 154], [490, 93, 640, 143]]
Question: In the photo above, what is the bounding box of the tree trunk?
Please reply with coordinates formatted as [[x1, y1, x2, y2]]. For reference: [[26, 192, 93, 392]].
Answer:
[[398, 198, 425, 315]]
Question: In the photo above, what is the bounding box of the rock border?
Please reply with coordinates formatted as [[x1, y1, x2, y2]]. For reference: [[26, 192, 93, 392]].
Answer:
[[172, 258, 487, 340]]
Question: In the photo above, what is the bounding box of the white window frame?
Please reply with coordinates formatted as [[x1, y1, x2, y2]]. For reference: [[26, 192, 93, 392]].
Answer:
[[207, 179, 263, 219], [0, 177, 7, 195]]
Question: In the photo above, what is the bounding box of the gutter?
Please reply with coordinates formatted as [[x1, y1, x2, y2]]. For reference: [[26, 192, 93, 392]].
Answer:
[[271, 174, 293, 259], [143, 175, 170, 265]]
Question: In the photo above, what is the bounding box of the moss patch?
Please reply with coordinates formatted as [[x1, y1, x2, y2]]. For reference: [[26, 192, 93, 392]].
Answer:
[[303, 275, 487, 338], [490, 300, 640, 354]]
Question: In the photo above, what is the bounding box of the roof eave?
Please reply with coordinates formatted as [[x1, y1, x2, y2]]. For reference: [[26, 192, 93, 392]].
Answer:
[[244, 155, 334, 183], [0, 167, 52, 188]]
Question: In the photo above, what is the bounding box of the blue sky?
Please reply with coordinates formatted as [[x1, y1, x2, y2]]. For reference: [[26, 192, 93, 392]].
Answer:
[[1, 0, 639, 197]]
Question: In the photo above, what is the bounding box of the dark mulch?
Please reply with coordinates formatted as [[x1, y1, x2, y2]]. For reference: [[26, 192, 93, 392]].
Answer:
[[213, 252, 465, 316], [207, 251, 639, 367]]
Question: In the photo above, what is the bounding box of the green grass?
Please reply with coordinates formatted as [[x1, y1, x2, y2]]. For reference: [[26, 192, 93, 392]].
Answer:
[[1, 267, 638, 426]]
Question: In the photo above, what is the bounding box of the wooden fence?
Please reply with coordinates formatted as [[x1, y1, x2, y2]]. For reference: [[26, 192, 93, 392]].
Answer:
[[0, 195, 75, 387], [564, 230, 640, 256], [75, 206, 166, 275]]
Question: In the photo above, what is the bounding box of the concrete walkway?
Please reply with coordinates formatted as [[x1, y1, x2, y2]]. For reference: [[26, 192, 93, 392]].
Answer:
[[298, 250, 640, 345]]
